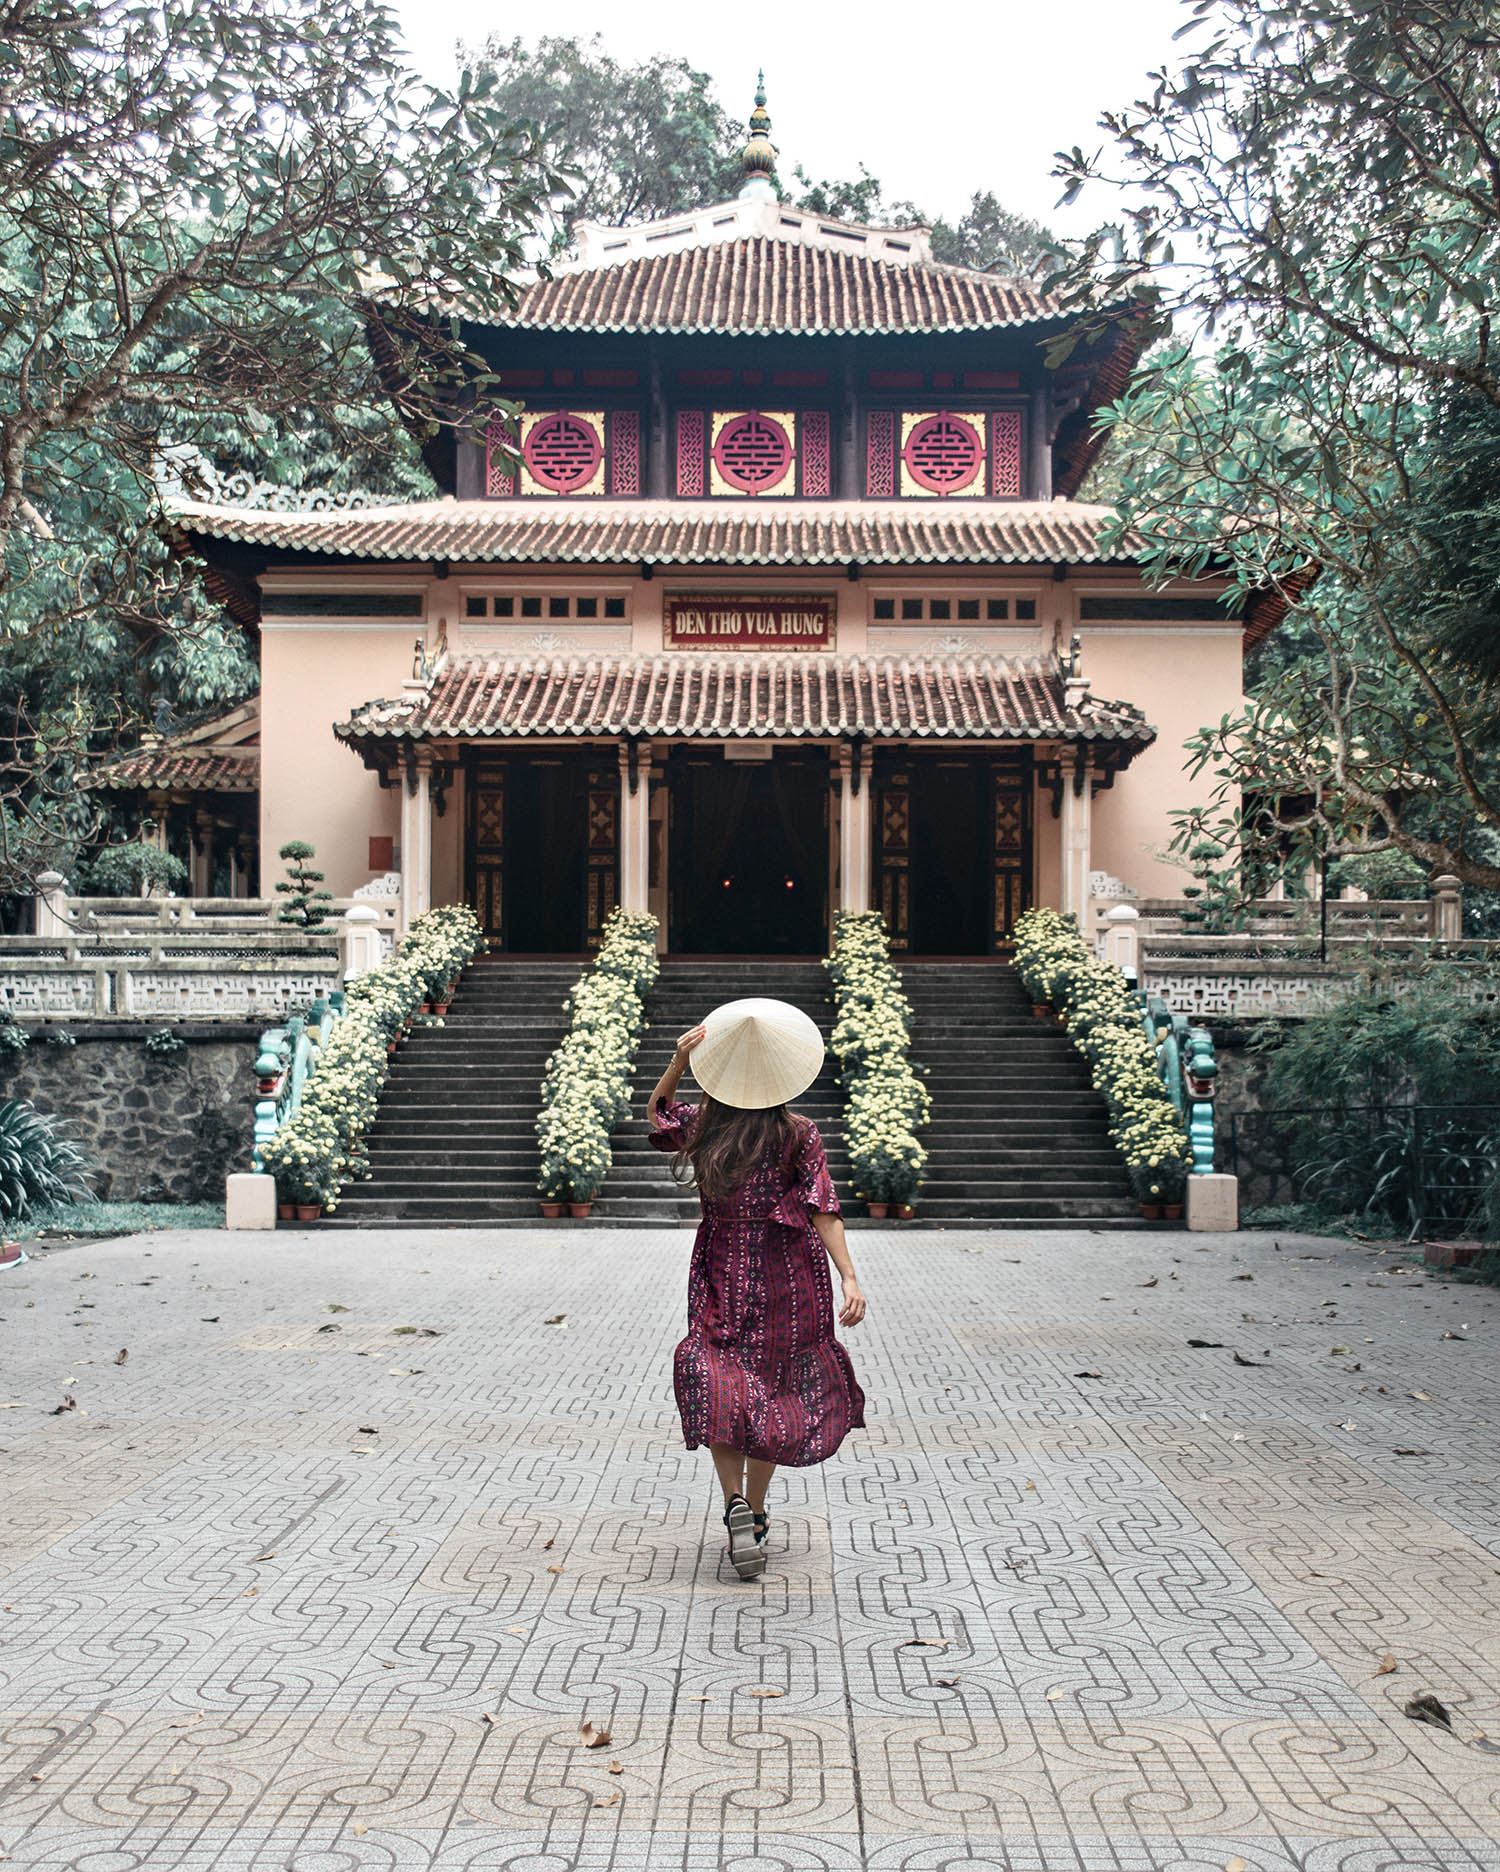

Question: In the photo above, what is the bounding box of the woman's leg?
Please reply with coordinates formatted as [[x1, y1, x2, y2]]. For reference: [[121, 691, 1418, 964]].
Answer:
[[710, 1443, 746, 1506], [744, 1458, 777, 1515]]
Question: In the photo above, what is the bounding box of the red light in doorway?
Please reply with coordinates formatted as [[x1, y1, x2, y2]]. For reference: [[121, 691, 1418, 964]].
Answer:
[[784, 876, 795, 890]]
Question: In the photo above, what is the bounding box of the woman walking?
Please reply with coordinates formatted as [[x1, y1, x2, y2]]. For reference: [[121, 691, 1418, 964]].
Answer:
[[647, 998, 866, 1580]]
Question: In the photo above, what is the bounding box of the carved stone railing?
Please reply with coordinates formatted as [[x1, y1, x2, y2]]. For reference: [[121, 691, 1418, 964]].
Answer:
[[0, 931, 342, 1022], [1134, 878, 1462, 945], [1141, 992, 1218, 1174], [1138, 940, 1500, 1020], [253, 995, 343, 1167]]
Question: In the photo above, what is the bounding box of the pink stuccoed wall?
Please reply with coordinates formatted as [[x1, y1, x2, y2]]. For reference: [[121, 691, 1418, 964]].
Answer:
[[1082, 624, 1246, 900], [260, 625, 410, 899]]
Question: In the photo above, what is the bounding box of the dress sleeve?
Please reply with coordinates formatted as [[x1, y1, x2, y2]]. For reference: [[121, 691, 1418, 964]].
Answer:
[[648, 1099, 697, 1154], [793, 1119, 841, 1216]]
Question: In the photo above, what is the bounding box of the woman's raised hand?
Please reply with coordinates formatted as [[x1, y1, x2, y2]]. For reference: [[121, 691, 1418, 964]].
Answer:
[[674, 1024, 706, 1060]]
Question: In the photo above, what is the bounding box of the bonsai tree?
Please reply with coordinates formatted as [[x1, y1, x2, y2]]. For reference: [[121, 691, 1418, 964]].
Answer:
[[275, 840, 334, 928], [87, 840, 187, 899]]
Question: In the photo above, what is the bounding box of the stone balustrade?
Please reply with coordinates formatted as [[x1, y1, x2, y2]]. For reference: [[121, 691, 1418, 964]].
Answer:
[[1138, 941, 1500, 1019]]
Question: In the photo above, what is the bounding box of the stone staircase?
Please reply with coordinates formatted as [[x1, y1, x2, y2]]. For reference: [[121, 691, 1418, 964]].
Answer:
[[599, 959, 849, 1225], [322, 955, 1136, 1229], [323, 959, 576, 1228], [897, 962, 1138, 1224]]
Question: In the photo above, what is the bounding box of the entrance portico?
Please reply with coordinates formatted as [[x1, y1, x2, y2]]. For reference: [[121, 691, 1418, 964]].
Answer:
[[334, 649, 1153, 956]]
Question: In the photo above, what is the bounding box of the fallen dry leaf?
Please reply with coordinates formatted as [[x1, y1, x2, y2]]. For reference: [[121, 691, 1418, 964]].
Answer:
[[1138, 1276, 1158, 1288], [1233, 1352, 1268, 1366], [351, 1820, 368, 1837], [1074, 1369, 1104, 1380], [1394, 1447, 1432, 1456], [935, 1675, 962, 1687], [544, 1313, 567, 1326], [316, 1323, 341, 1334], [542, 1538, 555, 1550], [1230, 1273, 1254, 1281], [387, 1368, 422, 1377], [243, 1587, 259, 1598], [253, 1550, 276, 1562], [481, 1711, 497, 1726], [1046, 1689, 1064, 1702], [1376, 1653, 1398, 1676], [1187, 1339, 1224, 1348], [1410, 1391, 1431, 1401], [899, 1638, 949, 1650], [392, 1326, 440, 1336], [579, 1720, 613, 1748], [357, 1425, 378, 1435], [1024, 1480, 1036, 1491], [593, 1791, 620, 1808], [1404, 1691, 1453, 1731], [49, 1394, 76, 1415], [747, 1687, 783, 1699], [607, 1758, 623, 1775], [1333, 1420, 1359, 1431], [1227, 1858, 1246, 1872], [199, 1316, 219, 1323], [327, 1304, 350, 1313], [382, 1661, 394, 1669], [114, 1348, 128, 1365], [687, 1695, 715, 1702], [0, 1402, 26, 1410], [168, 1710, 204, 1729], [1330, 1345, 1351, 1355], [505, 1625, 528, 1635], [546, 1564, 564, 1575]]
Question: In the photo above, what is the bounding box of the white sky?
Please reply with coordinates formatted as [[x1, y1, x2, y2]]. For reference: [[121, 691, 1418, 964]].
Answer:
[[389, 0, 1192, 235]]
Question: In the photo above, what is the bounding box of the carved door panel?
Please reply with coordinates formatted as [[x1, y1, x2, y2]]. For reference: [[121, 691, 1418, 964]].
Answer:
[[469, 763, 507, 944], [875, 767, 912, 951], [585, 764, 619, 950], [990, 764, 1032, 948]]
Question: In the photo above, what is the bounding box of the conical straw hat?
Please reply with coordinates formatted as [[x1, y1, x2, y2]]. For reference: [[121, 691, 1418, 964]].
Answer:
[[691, 998, 826, 1110]]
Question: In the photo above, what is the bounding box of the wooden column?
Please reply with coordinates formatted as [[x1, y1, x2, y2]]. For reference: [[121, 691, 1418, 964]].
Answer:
[[1029, 381, 1051, 500], [647, 347, 668, 498], [837, 743, 872, 912], [839, 346, 859, 497], [400, 748, 433, 930], [618, 739, 652, 912], [1060, 748, 1093, 920]]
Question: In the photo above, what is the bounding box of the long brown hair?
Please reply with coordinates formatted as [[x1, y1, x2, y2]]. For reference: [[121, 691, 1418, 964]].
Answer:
[[675, 1096, 800, 1202]]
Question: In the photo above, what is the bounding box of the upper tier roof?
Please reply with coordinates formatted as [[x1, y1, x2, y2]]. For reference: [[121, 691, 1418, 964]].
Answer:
[[477, 230, 1060, 338]]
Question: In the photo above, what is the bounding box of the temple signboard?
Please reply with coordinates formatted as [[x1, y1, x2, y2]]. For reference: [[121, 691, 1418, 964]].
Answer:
[[664, 594, 835, 650]]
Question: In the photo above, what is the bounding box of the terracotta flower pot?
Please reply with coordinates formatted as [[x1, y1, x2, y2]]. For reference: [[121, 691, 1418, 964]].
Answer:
[[1140, 1202, 1163, 1220], [434, 1002, 450, 1016], [540, 1201, 564, 1218], [568, 1201, 593, 1219], [1164, 1202, 1183, 1220], [866, 1201, 889, 1219], [1031, 1004, 1050, 1019], [420, 1001, 432, 1015], [295, 1203, 322, 1222], [895, 1203, 916, 1220], [277, 1203, 294, 1220]]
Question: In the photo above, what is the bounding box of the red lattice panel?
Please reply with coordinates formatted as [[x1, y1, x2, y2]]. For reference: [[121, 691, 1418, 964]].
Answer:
[[485, 413, 516, 497], [902, 412, 984, 494], [866, 410, 896, 497], [609, 409, 640, 497], [676, 410, 706, 497], [989, 410, 1023, 498], [801, 410, 831, 497], [712, 412, 792, 493], [522, 412, 602, 493]]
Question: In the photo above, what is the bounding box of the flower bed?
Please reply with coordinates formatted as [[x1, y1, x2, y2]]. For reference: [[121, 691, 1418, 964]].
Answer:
[[1013, 907, 1192, 1205], [258, 904, 482, 1212], [824, 911, 930, 1208], [535, 910, 660, 1205]]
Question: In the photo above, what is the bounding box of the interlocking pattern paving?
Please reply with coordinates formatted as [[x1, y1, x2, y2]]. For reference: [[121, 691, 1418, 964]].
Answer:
[[1, 1225, 1498, 1870]]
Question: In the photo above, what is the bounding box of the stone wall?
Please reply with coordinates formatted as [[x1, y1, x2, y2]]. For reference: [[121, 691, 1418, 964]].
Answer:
[[1205, 1022, 1289, 1209], [0, 1027, 257, 1202]]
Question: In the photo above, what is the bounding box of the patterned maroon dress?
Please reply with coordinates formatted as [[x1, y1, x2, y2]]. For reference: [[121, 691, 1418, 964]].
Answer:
[[649, 1101, 866, 1467]]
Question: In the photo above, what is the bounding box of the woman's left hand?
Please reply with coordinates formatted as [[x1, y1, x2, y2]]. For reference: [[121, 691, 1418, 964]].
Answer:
[[838, 1277, 866, 1327]]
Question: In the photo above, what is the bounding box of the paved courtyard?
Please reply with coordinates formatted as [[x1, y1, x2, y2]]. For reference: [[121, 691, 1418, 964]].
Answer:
[[1, 1224, 1498, 1871]]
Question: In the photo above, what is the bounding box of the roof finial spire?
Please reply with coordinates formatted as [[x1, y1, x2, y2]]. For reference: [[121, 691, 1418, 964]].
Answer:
[[739, 70, 777, 201]]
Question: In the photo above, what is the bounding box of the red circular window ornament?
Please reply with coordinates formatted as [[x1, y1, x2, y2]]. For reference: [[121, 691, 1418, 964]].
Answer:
[[712, 412, 793, 493], [523, 412, 603, 493], [902, 412, 983, 494]]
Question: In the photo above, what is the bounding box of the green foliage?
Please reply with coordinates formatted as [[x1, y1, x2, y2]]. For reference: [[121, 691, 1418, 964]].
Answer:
[[1251, 974, 1500, 1112], [535, 911, 660, 1202], [825, 912, 929, 1206], [274, 841, 333, 929], [1014, 909, 1193, 1202], [1045, 1, 1500, 894], [143, 1028, 185, 1059], [86, 841, 188, 899], [0, 1098, 94, 1219], [0, 1022, 27, 1055]]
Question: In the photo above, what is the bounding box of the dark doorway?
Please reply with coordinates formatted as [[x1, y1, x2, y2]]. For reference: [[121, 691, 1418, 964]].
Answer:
[[874, 754, 1032, 954], [467, 753, 618, 953], [669, 750, 828, 954]]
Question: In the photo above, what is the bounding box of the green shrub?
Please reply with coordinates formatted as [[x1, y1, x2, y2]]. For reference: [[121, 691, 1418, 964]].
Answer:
[[536, 910, 659, 1202], [86, 841, 188, 897], [274, 839, 334, 928], [0, 1098, 94, 1219], [1014, 907, 1193, 1203], [825, 911, 929, 1205]]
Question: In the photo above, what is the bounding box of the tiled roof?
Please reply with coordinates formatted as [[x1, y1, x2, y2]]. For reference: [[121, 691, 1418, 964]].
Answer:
[[170, 498, 1144, 569], [335, 654, 1154, 762], [84, 748, 259, 793], [479, 238, 1059, 337]]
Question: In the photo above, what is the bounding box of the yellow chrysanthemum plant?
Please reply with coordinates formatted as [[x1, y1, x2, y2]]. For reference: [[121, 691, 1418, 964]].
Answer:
[[258, 903, 484, 1213], [825, 911, 930, 1209], [1013, 907, 1193, 1205], [535, 910, 660, 1206]]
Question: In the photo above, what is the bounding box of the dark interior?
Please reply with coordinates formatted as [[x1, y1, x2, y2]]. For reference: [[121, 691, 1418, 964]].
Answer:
[[669, 751, 827, 954], [505, 756, 590, 953]]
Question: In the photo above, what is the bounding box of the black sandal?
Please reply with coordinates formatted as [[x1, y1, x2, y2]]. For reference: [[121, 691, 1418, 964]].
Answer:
[[722, 1494, 765, 1580], [752, 1510, 770, 1546]]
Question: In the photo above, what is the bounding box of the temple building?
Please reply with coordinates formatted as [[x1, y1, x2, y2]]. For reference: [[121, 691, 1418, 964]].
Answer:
[[163, 86, 1273, 955]]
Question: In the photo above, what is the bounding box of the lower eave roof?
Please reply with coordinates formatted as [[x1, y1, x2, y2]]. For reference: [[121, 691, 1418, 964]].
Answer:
[[169, 497, 1146, 570], [334, 652, 1155, 764], [82, 748, 259, 793]]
